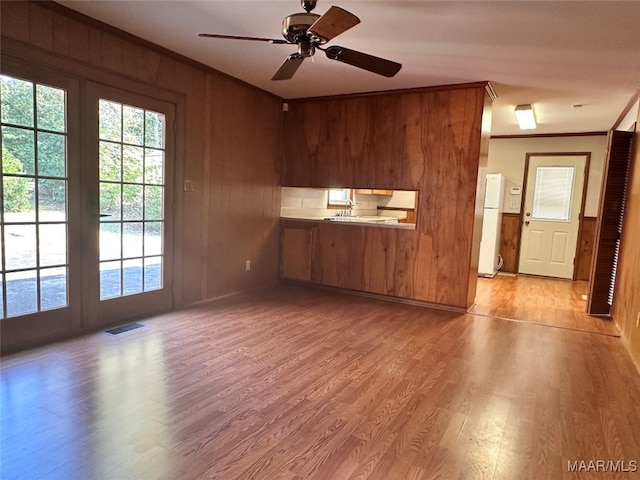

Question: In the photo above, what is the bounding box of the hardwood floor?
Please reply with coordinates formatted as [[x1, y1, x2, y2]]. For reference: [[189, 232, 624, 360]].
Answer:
[[2, 285, 639, 479], [470, 274, 620, 337]]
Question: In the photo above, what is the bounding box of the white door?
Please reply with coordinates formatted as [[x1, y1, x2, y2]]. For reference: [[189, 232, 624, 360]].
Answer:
[[518, 154, 587, 279], [82, 82, 175, 327]]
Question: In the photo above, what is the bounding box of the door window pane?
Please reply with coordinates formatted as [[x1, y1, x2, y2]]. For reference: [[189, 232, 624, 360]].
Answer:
[[36, 84, 66, 132], [40, 267, 67, 311], [3, 176, 36, 221], [532, 166, 575, 222], [6, 271, 38, 317], [1, 74, 69, 318], [37, 132, 66, 177], [2, 126, 35, 174], [98, 99, 166, 299], [0, 76, 34, 127]]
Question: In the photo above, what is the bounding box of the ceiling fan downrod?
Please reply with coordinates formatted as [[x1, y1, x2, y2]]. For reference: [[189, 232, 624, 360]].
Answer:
[[301, 0, 317, 13]]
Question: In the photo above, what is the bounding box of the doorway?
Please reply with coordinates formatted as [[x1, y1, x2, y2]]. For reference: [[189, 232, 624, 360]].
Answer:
[[518, 153, 588, 279], [1, 66, 175, 348], [82, 82, 175, 327]]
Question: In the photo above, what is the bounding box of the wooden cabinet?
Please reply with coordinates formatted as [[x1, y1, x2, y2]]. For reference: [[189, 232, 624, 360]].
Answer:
[[355, 189, 393, 196], [281, 225, 315, 281]]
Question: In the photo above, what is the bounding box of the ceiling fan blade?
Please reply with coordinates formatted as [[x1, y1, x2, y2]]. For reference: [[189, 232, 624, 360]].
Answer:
[[307, 6, 360, 41], [198, 33, 289, 44], [272, 54, 305, 81], [324, 46, 402, 77]]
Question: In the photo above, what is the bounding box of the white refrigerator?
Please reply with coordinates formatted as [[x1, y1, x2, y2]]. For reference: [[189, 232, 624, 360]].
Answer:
[[478, 173, 505, 278]]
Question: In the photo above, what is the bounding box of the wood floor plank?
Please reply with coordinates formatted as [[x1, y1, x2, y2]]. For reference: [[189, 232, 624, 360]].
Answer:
[[471, 274, 620, 336], [2, 285, 640, 479]]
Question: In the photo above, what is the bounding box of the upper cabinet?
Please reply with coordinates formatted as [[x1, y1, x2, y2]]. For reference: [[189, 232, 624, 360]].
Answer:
[[355, 189, 393, 196]]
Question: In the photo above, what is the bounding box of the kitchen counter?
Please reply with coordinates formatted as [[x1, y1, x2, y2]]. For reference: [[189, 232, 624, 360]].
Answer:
[[281, 215, 416, 230]]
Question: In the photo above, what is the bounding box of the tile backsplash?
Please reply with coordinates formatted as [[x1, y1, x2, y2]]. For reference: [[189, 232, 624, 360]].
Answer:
[[280, 187, 411, 219]]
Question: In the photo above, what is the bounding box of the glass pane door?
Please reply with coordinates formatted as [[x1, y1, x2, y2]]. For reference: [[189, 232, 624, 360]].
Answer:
[[84, 82, 174, 326], [98, 100, 166, 300], [1, 75, 69, 318]]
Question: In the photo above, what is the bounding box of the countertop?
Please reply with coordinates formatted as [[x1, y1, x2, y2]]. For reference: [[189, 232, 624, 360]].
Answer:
[[281, 215, 416, 230]]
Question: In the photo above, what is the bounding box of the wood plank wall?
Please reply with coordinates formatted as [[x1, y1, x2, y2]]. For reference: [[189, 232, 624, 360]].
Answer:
[[282, 86, 489, 309], [612, 111, 640, 370], [1, 1, 282, 308]]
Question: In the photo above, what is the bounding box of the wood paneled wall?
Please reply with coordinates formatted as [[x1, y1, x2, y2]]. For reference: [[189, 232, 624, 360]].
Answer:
[[613, 112, 640, 370], [1, 1, 282, 308], [282, 86, 489, 309], [576, 217, 597, 281], [499, 214, 521, 273]]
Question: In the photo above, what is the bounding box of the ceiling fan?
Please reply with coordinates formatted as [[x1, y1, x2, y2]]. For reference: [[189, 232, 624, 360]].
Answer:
[[199, 0, 402, 81]]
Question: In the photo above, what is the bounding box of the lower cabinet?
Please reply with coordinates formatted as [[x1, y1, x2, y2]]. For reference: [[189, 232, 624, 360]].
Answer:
[[281, 225, 315, 281]]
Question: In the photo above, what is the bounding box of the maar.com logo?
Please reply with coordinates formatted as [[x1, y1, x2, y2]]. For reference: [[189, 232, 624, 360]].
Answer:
[[567, 459, 638, 473]]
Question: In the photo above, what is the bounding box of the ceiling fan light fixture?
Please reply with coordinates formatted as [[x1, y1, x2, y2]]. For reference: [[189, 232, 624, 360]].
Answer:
[[515, 104, 536, 130]]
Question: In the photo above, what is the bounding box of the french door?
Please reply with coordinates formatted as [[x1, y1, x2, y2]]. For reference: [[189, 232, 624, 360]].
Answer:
[[83, 82, 174, 327], [1, 65, 174, 348], [1, 65, 82, 347]]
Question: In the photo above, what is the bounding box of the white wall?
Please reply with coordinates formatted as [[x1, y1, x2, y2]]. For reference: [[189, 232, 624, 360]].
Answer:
[[617, 100, 639, 132], [487, 135, 608, 216]]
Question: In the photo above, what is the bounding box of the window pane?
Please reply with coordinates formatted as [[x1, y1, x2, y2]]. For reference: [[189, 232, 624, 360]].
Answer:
[[4, 224, 36, 270], [123, 106, 144, 145], [100, 261, 121, 300], [99, 141, 121, 182], [123, 222, 143, 258], [122, 184, 143, 220], [122, 145, 144, 183], [100, 223, 121, 261], [123, 258, 143, 296], [38, 179, 66, 221], [144, 186, 163, 220], [36, 84, 65, 132], [144, 257, 162, 291], [6, 270, 38, 317], [144, 149, 164, 184], [100, 183, 122, 220], [99, 100, 121, 142], [532, 166, 575, 222], [2, 126, 35, 174], [328, 188, 351, 205], [144, 222, 162, 256], [0, 75, 34, 127], [40, 267, 67, 311], [3, 176, 35, 220], [145, 111, 164, 148], [39, 224, 67, 267], [37, 132, 66, 177]]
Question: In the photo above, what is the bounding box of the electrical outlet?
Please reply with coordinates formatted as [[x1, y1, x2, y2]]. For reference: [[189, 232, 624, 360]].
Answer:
[[245, 260, 251, 271], [184, 180, 195, 192]]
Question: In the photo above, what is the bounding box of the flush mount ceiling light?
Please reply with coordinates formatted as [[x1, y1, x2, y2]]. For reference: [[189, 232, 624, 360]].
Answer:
[[514, 104, 536, 130]]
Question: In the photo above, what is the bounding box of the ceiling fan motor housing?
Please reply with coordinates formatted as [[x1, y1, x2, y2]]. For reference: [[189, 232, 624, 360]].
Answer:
[[282, 12, 320, 43]]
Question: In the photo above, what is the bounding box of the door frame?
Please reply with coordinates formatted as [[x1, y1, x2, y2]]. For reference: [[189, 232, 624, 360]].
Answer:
[[517, 151, 591, 280]]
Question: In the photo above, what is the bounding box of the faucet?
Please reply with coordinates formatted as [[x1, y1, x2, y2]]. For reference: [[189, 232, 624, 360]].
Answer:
[[335, 198, 354, 217]]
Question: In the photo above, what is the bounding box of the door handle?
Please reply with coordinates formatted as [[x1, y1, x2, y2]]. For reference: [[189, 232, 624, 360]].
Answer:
[[525, 220, 530, 226]]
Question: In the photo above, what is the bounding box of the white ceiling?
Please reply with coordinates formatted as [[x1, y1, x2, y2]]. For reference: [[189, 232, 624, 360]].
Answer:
[[57, 0, 640, 136]]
